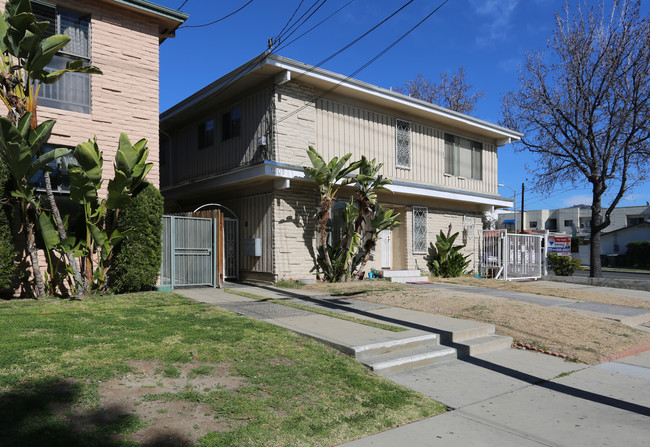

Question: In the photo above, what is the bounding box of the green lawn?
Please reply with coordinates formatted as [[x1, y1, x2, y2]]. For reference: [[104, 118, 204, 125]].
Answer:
[[0, 292, 445, 446]]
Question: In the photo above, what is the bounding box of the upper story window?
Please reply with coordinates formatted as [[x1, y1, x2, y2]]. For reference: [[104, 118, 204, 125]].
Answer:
[[222, 107, 241, 141], [198, 119, 214, 149], [29, 144, 75, 193], [444, 133, 482, 180], [32, 1, 91, 114], [529, 221, 538, 229], [395, 119, 411, 168], [564, 219, 574, 227]]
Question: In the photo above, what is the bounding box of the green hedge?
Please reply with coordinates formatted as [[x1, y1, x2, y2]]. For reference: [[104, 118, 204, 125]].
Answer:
[[108, 183, 163, 293], [626, 241, 650, 268], [0, 160, 16, 295], [547, 253, 582, 276]]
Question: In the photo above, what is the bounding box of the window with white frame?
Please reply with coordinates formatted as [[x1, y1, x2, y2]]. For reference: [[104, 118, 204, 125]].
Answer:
[[32, 1, 91, 114], [444, 133, 482, 180], [412, 206, 428, 254], [395, 119, 411, 168]]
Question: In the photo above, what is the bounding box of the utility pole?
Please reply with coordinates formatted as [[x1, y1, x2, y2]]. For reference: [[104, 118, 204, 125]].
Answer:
[[521, 183, 525, 233], [498, 184, 517, 231]]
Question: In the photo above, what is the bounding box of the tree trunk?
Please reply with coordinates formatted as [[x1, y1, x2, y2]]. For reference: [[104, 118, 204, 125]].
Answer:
[[589, 189, 603, 278], [25, 216, 45, 298], [42, 173, 87, 294]]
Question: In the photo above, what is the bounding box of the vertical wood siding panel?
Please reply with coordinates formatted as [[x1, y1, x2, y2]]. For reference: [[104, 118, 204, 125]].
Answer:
[[314, 98, 499, 195]]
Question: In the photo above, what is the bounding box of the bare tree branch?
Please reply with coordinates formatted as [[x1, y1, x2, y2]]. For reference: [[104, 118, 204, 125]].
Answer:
[[395, 66, 485, 115], [500, 0, 650, 277]]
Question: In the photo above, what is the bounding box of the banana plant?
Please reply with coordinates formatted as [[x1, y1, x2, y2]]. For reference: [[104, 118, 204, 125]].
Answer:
[[0, 112, 69, 297], [0, 0, 102, 295], [68, 133, 152, 290], [0, 0, 102, 126], [354, 203, 401, 274], [304, 146, 360, 272]]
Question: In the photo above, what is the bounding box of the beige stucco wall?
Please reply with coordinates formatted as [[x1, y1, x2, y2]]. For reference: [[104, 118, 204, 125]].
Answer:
[[0, 0, 162, 190], [402, 204, 483, 273]]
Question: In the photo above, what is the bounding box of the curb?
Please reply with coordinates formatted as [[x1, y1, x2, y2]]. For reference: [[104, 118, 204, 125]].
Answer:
[[597, 342, 650, 364], [513, 341, 571, 359]]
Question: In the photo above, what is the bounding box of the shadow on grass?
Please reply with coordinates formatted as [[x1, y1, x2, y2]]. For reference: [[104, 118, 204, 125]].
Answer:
[[0, 379, 192, 447]]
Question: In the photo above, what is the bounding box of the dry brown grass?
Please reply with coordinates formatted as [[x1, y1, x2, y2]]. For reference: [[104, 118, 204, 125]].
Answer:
[[435, 276, 650, 309], [302, 280, 650, 364]]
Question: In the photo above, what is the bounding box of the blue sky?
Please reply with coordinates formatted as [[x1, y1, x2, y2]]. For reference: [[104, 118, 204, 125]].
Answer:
[[156, 0, 650, 211]]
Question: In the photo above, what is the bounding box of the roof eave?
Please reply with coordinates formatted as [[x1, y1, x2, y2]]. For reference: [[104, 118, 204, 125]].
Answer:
[[109, 0, 189, 43], [160, 53, 523, 143]]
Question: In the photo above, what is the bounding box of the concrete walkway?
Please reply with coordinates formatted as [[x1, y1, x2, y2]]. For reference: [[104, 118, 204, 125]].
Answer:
[[177, 283, 650, 447], [340, 349, 650, 446]]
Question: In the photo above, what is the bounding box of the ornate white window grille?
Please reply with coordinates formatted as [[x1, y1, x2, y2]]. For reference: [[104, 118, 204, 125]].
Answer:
[[396, 119, 411, 168], [412, 206, 428, 254]]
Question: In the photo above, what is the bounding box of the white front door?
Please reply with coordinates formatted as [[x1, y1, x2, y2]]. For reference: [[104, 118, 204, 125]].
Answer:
[[381, 229, 392, 268]]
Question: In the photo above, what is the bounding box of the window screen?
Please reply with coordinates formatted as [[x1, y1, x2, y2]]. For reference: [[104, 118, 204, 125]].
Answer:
[[396, 119, 411, 168], [412, 206, 428, 254]]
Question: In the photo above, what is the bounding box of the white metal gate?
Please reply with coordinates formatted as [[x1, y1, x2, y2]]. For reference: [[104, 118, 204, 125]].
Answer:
[[224, 218, 239, 280], [481, 230, 545, 280]]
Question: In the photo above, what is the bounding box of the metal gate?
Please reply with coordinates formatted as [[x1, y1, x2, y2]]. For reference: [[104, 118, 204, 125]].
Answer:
[[224, 218, 238, 280], [161, 216, 217, 288], [481, 230, 545, 280]]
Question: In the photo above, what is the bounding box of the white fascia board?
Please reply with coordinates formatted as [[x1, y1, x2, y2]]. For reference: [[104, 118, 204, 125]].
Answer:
[[162, 160, 510, 208], [387, 182, 512, 207], [266, 57, 523, 142], [161, 161, 306, 197]]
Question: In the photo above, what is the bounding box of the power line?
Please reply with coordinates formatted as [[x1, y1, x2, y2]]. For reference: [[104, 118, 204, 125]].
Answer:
[[181, 0, 255, 28], [290, 0, 416, 84], [176, 0, 189, 10], [276, 0, 449, 125], [275, 0, 306, 42], [275, 0, 355, 52], [275, 0, 328, 45]]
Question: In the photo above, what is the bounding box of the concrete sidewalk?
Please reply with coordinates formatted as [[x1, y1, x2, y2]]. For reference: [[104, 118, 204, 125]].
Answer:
[[340, 349, 650, 446], [177, 284, 650, 447]]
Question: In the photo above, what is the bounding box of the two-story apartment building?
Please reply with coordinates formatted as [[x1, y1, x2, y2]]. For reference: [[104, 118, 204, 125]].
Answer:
[[160, 53, 522, 282], [4, 0, 189, 191]]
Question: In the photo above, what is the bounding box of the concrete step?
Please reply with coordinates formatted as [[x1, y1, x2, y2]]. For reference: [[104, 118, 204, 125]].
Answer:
[[370, 307, 497, 343], [352, 334, 440, 359], [387, 276, 426, 284], [360, 344, 458, 375], [382, 269, 423, 278], [454, 335, 514, 357]]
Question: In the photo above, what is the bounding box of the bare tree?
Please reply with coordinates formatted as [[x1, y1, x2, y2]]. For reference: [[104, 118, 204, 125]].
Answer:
[[396, 66, 485, 115], [501, 0, 650, 278]]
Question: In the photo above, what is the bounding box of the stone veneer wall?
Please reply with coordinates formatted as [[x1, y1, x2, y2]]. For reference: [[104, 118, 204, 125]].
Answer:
[[272, 184, 320, 281]]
